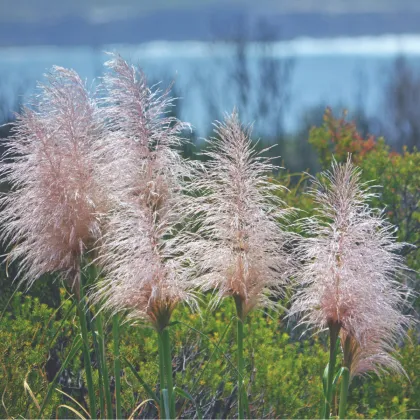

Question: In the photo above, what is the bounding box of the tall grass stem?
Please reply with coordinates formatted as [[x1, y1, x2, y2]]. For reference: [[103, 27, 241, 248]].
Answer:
[[77, 289, 97, 419], [162, 328, 175, 419], [338, 368, 350, 419], [112, 315, 122, 419], [324, 323, 341, 419], [91, 315, 105, 417], [235, 297, 245, 419], [158, 332, 166, 411], [96, 312, 113, 419]]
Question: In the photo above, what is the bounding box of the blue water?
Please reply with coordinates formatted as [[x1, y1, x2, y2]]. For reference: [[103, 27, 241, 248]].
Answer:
[[1, 35, 420, 135]]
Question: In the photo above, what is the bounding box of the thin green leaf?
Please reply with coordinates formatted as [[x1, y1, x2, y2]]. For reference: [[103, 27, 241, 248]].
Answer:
[[24, 376, 41, 412], [330, 366, 347, 402], [333, 367, 346, 389], [0, 284, 21, 321], [113, 315, 122, 420], [1, 364, 9, 418], [192, 317, 234, 390], [322, 363, 329, 397], [178, 317, 235, 417], [44, 300, 76, 357], [174, 387, 202, 419], [123, 356, 160, 405], [55, 388, 90, 418], [38, 336, 83, 418], [173, 321, 241, 379]]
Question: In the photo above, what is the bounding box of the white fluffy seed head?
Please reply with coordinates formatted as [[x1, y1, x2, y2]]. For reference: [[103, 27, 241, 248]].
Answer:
[[188, 111, 295, 319], [290, 156, 414, 377], [91, 55, 196, 329], [340, 330, 406, 379], [0, 66, 107, 295]]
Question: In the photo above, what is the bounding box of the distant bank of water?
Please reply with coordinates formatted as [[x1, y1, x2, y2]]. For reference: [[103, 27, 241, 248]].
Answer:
[[1, 35, 420, 134]]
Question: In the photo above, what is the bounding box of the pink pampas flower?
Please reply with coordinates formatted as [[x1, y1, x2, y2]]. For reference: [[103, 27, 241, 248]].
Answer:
[[91, 54, 195, 329], [291, 156, 413, 377], [0, 67, 107, 296], [190, 111, 294, 319]]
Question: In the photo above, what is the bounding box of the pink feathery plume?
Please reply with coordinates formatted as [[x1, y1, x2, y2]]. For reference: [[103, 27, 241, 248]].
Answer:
[[97, 53, 190, 203], [190, 111, 294, 319], [0, 67, 107, 296], [290, 156, 413, 377], [91, 54, 195, 330], [340, 330, 405, 379]]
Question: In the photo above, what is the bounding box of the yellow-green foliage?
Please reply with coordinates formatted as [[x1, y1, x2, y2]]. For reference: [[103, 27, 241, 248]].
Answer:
[[0, 290, 77, 419], [358, 145, 420, 273], [2, 292, 419, 419]]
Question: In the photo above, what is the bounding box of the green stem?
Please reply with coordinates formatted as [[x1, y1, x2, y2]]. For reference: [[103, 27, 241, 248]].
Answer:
[[77, 294, 97, 419], [324, 322, 341, 420], [91, 315, 105, 418], [162, 328, 175, 419], [112, 316, 122, 420], [158, 332, 166, 413], [97, 312, 113, 419], [338, 367, 350, 419], [235, 297, 245, 420]]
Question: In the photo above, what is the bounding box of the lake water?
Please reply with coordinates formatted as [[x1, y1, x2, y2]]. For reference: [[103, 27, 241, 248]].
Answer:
[[1, 35, 420, 135]]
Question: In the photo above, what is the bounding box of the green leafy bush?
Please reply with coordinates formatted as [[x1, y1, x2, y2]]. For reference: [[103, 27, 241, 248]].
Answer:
[[2, 290, 419, 419], [0, 290, 77, 418]]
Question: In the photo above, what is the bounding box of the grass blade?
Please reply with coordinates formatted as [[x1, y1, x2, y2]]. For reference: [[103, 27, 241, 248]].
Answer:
[[90, 313, 105, 417], [2, 364, 9, 418], [24, 376, 41, 412], [41, 296, 76, 349], [174, 321, 241, 376], [95, 312, 113, 419], [57, 404, 87, 419], [242, 385, 251, 419], [128, 399, 154, 420], [174, 387, 202, 419], [113, 315, 122, 420], [55, 388, 90, 418], [123, 356, 160, 405], [178, 317, 234, 416], [77, 296, 97, 419], [38, 336, 82, 417], [338, 367, 350, 419], [161, 329, 175, 418]]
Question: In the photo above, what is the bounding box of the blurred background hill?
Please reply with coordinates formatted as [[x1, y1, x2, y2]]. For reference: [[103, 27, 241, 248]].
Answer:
[[3, 0, 420, 45]]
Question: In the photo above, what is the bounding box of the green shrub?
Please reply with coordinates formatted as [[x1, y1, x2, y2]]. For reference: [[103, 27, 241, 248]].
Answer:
[[1, 288, 419, 419]]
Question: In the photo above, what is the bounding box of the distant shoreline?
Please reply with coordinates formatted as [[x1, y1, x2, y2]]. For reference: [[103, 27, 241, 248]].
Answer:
[[2, 35, 420, 58], [0, 43, 413, 135]]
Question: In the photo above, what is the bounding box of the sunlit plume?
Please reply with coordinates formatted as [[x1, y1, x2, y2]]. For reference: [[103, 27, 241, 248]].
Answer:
[[189, 111, 295, 319], [0, 67, 107, 297], [290, 156, 413, 377], [91, 54, 196, 330]]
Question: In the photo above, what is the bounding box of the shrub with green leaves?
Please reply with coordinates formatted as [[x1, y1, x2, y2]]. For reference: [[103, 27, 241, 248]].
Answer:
[[2, 290, 419, 419], [0, 290, 78, 418]]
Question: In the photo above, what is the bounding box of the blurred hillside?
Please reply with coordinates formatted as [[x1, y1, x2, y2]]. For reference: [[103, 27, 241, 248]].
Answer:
[[3, 0, 420, 46]]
